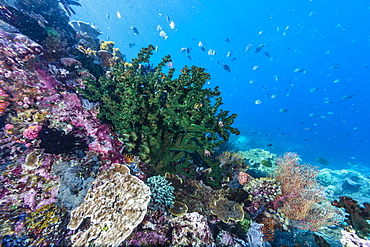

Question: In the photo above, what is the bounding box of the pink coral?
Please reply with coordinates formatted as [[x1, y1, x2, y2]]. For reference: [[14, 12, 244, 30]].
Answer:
[[238, 171, 253, 185], [23, 125, 42, 139]]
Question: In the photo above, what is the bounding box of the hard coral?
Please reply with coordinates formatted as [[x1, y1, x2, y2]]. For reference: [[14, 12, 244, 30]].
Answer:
[[210, 197, 244, 223], [146, 175, 175, 212], [80, 45, 240, 187], [67, 163, 151, 246], [332, 196, 370, 239], [170, 212, 215, 246]]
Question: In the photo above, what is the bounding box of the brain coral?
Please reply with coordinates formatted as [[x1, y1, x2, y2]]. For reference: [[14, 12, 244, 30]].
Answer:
[[67, 163, 151, 246]]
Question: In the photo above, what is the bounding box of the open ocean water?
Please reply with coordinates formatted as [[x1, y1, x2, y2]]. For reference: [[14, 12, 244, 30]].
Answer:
[[74, 0, 370, 170]]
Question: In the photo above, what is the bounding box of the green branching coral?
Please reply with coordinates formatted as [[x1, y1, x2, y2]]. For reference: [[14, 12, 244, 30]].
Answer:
[[80, 45, 239, 186], [146, 175, 175, 211]]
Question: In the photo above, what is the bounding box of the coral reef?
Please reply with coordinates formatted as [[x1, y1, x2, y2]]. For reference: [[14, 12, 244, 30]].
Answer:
[[273, 153, 342, 231], [80, 45, 240, 187], [170, 212, 215, 246], [332, 196, 370, 239], [210, 197, 244, 223], [146, 175, 175, 211], [243, 177, 282, 216], [67, 163, 151, 246]]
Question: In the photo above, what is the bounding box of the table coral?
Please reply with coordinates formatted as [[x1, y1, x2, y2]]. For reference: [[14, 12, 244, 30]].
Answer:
[[67, 163, 151, 246]]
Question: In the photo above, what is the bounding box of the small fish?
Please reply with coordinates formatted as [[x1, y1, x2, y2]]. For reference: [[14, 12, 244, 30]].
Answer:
[[128, 43, 135, 48], [308, 113, 315, 117], [317, 157, 330, 166], [294, 68, 306, 73], [330, 64, 342, 70], [208, 49, 216, 55], [274, 75, 281, 81], [180, 47, 188, 53], [167, 62, 173, 68], [106, 14, 110, 19], [222, 63, 231, 72], [159, 30, 168, 39], [116, 11, 121, 19], [156, 25, 162, 31], [245, 44, 252, 52], [198, 41, 203, 47], [271, 93, 279, 99], [186, 55, 192, 60], [169, 21, 175, 29], [255, 44, 265, 53], [166, 15, 171, 22], [225, 38, 230, 42], [327, 112, 334, 115], [264, 52, 271, 57], [252, 66, 258, 70], [309, 87, 319, 93], [226, 51, 233, 57], [341, 94, 354, 100], [279, 108, 289, 113], [324, 100, 333, 104], [201, 46, 206, 52], [255, 99, 262, 105], [130, 26, 139, 35], [333, 79, 340, 83]]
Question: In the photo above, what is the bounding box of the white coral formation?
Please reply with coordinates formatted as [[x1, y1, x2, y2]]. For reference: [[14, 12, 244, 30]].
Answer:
[[67, 163, 151, 246], [170, 212, 214, 246]]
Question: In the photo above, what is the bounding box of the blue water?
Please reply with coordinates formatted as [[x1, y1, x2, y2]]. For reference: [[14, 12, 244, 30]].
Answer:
[[73, 0, 370, 170]]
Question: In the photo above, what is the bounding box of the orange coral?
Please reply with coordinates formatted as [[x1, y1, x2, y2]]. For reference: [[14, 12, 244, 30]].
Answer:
[[124, 153, 135, 163], [272, 152, 341, 231], [261, 217, 275, 242]]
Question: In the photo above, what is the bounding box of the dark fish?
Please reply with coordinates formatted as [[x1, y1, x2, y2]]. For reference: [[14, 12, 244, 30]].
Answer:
[[267, 143, 273, 147], [222, 63, 231, 72], [130, 26, 139, 35], [341, 94, 354, 100], [330, 64, 342, 70], [186, 55, 192, 60], [201, 46, 206, 52], [261, 160, 273, 167], [279, 108, 288, 113], [255, 44, 265, 53], [225, 38, 230, 42], [128, 43, 135, 48], [166, 15, 171, 22], [317, 157, 330, 166], [264, 52, 271, 57]]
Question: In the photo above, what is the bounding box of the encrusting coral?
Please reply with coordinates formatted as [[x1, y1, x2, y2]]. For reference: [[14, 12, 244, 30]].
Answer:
[[67, 163, 151, 246]]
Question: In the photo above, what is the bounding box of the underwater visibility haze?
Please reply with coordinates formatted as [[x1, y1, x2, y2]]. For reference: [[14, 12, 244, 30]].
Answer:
[[0, 0, 370, 246]]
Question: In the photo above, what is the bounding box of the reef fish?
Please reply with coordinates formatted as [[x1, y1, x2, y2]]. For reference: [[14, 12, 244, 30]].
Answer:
[[317, 157, 330, 166], [116, 11, 122, 19], [159, 30, 168, 39], [222, 64, 231, 72], [294, 68, 306, 73], [169, 21, 175, 29], [69, 21, 102, 38], [341, 94, 354, 100], [255, 44, 265, 53], [130, 26, 139, 35]]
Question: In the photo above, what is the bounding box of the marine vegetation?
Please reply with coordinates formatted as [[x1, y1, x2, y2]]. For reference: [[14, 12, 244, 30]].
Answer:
[[80, 45, 240, 187]]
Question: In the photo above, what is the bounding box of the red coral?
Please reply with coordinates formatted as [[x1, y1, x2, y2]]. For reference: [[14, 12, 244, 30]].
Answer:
[[332, 196, 370, 238]]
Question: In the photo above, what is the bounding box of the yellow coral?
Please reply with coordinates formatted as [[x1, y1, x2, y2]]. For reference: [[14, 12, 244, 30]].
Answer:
[[68, 163, 151, 246]]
